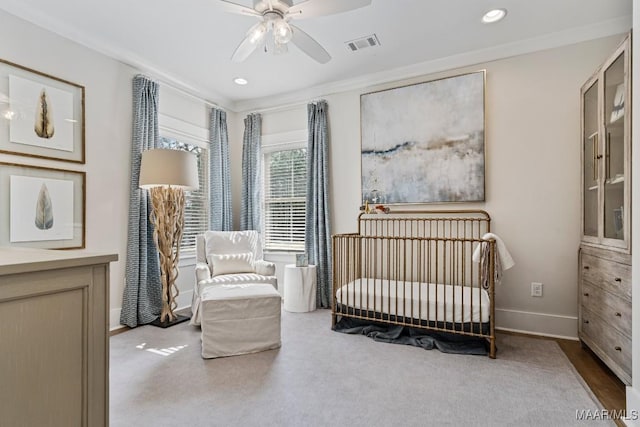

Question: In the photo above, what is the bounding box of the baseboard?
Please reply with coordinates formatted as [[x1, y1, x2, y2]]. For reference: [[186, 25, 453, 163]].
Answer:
[[109, 289, 194, 331], [109, 308, 123, 332], [495, 308, 578, 340], [625, 386, 640, 426]]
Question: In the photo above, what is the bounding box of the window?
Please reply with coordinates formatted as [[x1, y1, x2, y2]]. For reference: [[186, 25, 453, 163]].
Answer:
[[263, 146, 307, 251], [160, 137, 208, 255]]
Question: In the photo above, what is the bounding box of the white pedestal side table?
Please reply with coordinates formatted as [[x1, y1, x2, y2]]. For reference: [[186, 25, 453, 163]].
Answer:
[[283, 264, 317, 312]]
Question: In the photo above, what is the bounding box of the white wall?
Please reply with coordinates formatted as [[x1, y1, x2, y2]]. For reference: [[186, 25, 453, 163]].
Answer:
[[0, 8, 629, 341], [236, 36, 624, 338], [0, 10, 135, 328], [0, 10, 231, 330], [2, 5, 634, 414]]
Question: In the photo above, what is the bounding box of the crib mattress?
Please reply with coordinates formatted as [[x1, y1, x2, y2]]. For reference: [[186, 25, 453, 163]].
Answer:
[[336, 278, 490, 324]]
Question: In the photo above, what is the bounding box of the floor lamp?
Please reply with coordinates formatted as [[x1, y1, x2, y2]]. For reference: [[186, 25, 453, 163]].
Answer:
[[139, 148, 199, 327]]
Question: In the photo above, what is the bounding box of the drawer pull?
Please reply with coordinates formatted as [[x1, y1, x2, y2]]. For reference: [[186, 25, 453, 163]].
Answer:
[[583, 293, 589, 297], [615, 346, 622, 352], [615, 312, 622, 317], [583, 265, 590, 270], [583, 320, 589, 324], [614, 278, 622, 282]]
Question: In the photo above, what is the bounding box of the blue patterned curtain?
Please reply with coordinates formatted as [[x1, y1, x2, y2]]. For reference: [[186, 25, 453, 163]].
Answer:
[[120, 75, 162, 328], [209, 108, 232, 231], [241, 113, 262, 231], [305, 101, 332, 308]]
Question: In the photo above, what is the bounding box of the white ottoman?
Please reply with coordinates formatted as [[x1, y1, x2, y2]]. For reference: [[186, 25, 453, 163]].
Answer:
[[200, 283, 281, 359]]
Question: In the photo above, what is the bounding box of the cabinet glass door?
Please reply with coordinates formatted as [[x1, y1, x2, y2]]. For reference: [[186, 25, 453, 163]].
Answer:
[[583, 81, 598, 238], [603, 52, 626, 241]]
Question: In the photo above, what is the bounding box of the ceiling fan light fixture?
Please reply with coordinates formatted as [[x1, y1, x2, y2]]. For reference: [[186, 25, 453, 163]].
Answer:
[[273, 19, 293, 44], [482, 8, 507, 24], [273, 40, 289, 55], [226, 0, 373, 63], [248, 22, 268, 44]]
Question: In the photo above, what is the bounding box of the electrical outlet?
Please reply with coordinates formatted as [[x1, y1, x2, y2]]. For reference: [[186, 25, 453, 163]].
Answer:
[[531, 282, 543, 297]]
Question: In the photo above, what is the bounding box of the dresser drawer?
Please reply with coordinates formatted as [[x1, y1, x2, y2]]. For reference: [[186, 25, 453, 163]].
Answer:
[[581, 282, 631, 337], [581, 308, 632, 377], [580, 254, 631, 301]]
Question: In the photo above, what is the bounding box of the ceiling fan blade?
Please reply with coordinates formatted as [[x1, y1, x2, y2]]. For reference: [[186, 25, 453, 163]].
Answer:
[[290, 24, 330, 64], [231, 36, 260, 62], [231, 22, 265, 62], [219, 0, 261, 17], [287, 0, 371, 19]]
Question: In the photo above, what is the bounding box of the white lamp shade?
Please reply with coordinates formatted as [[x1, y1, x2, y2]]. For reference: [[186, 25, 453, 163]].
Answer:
[[139, 149, 199, 190]]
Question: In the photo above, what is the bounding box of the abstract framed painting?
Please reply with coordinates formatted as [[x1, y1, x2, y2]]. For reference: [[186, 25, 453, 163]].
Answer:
[[0, 162, 85, 249], [360, 71, 485, 204], [0, 58, 85, 163]]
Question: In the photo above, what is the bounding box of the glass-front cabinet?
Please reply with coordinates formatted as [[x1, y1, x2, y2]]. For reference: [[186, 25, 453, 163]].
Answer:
[[581, 36, 630, 252]]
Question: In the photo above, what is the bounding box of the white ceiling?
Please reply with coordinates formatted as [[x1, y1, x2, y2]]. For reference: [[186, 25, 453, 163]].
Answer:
[[0, 0, 632, 111]]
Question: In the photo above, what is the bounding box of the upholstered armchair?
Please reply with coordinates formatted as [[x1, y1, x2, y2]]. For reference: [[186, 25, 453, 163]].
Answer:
[[190, 230, 277, 326]]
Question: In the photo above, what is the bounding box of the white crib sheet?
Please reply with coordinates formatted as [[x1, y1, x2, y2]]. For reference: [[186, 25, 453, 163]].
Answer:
[[336, 278, 490, 324]]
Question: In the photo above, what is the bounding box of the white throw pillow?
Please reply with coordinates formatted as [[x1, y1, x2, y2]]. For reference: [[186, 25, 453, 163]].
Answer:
[[204, 231, 257, 258], [208, 252, 255, 276]]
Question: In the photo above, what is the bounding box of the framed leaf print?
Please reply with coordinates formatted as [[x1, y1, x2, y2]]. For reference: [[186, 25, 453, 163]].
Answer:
[[0, 162, 85, 249], [0, 58, 85, 163]]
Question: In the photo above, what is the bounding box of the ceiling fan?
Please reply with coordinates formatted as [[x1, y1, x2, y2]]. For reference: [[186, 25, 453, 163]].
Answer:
[[221, 0, 372, 64]]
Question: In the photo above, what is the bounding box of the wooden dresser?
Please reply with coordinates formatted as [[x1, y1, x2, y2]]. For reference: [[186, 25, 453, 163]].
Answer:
[[578, 34, 631, 385], [0, 248, 117, 427], [579, 245, 631, 384]]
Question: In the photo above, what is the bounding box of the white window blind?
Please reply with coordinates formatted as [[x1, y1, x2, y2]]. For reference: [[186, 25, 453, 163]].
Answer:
[[160, 137, 209, 255], [263, 147, 307, 251]]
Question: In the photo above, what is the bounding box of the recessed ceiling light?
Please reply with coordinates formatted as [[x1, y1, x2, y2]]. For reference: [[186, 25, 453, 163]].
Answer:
[[234, 77, 248, 85], [482, 8, 507, 24]]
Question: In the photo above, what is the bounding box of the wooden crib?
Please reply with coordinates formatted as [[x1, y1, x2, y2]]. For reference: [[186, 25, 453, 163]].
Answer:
[[332, 210, 497, 358]]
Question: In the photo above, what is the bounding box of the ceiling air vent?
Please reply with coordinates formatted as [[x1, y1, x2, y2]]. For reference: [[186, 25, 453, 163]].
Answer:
[[345, 34, 381, 52]]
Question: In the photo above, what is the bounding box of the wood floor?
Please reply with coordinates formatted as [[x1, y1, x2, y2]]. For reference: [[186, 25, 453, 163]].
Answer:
[[498, 331, 627, 426], [500, 331, 626, 426], [557, 339, 627, 426]]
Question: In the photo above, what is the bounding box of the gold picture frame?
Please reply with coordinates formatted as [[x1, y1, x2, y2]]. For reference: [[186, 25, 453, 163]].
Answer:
[[0, 162, 85, 249], [0, 58, 85, 163]]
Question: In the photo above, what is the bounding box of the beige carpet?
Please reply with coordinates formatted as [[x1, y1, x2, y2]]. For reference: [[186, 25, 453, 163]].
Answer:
[[110, 309, 610, 426]]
